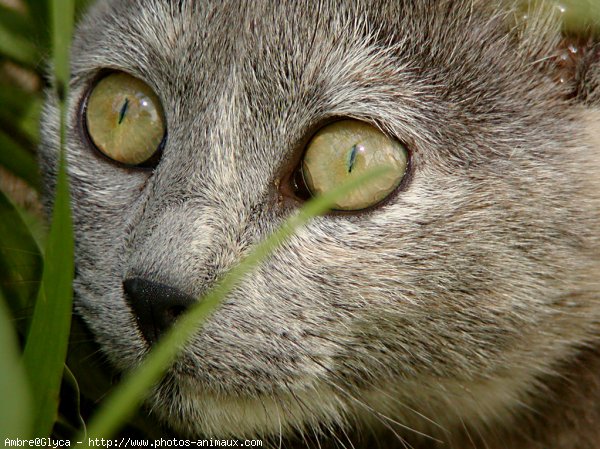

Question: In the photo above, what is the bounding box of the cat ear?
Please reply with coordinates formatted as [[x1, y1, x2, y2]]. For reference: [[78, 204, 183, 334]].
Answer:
[[552, 2, 600, 104], [567, 37, 600, 105], [512, 3, 599, 104]]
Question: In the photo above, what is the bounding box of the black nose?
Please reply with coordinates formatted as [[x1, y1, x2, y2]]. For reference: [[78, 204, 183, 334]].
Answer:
[[123, 277, 196, 345]]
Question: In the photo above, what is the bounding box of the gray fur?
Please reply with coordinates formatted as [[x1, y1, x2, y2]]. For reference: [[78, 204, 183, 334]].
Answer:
[[39, 1, 600, 447]]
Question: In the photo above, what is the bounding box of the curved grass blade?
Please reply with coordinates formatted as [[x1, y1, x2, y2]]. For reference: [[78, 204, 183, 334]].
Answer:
[[0, 4, 35, 40], [79, 166, 390, 443], [0, 130, 40, 190], [22, 0, 50, 52], [22, 147, 74, 436], [0, 188, 42, 325], [22, 0, 75, 437], [0, 85, 43, 144], [0, 19, 40, 68], [0, 290, 32, 438]]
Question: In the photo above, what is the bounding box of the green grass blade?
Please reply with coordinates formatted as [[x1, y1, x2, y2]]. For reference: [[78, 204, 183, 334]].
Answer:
[[0, 3, 41, 68], [79, 166, 390, 442], [0, 4, 35, 45], [0, 188, 42, 324], [0, 24, 39, 68], [51, 0, 74, 97], [17, 206, 47, 258], [22, 0, 50, 51], [0, 85, 43, 143], [0, 290, 32, 438], [0, 84, 39, 116], [0, 130, 40, 190], [22, 153, 74, 435], [22, 0, 75, 437]]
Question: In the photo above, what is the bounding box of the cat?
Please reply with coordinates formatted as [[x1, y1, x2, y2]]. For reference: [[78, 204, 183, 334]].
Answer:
[[39, 0, 600, 447]]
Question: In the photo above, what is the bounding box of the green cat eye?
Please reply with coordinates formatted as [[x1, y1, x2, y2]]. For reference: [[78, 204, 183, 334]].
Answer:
[[85, 72, 166, 166], [301, 120, 408, 210]]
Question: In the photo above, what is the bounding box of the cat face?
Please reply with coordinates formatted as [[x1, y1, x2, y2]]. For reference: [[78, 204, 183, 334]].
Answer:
[[39, 0, 600, 442]]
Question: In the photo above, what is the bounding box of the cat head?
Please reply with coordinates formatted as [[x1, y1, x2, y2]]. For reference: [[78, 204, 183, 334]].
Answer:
[[39, 0, 600, 441]]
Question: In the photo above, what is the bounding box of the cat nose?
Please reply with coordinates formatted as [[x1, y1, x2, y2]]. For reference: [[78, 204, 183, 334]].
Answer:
[[123, 277, 196, 345]]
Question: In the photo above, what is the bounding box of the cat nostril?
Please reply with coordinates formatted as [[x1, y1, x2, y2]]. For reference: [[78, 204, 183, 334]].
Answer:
[[165, 305, 186, 322], [122, 277, 196, 345]]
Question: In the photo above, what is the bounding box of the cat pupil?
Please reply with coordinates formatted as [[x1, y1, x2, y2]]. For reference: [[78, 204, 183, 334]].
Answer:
[[347, 144, 359, 173], [118, 98, 129, 125]]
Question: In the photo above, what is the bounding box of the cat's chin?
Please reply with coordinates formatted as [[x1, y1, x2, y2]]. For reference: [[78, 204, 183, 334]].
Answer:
[[146, 361, 542, 444], [148, 374, 348, 440]]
